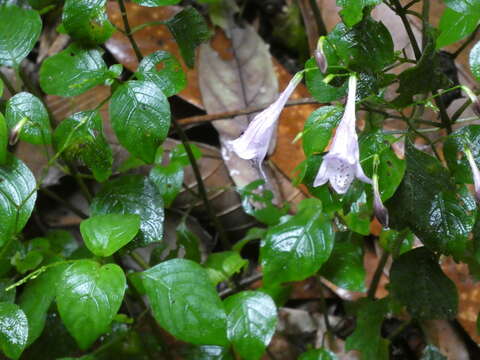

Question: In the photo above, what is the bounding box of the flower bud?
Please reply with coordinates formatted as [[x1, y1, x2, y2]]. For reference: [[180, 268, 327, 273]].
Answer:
[[314, 37, 328, 73], [373, 173, 389, 228], [9, 117, 28, 146]]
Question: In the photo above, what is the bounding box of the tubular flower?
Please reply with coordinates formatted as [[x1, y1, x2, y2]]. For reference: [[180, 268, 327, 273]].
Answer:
[[230, 72, 303, 173], [313, 75, 372, 194], [372, 155, 389, 228], [465, 146, 480, 203], [314, 36, 328, 73], [462, 86, 480, 118]]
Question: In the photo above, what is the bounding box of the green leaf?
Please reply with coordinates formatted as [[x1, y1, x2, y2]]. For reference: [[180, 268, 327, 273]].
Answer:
[[337, 0, 381, 27], [0, 302, 28, 360], [165, 7, 211, 68], [91, 175, 164, 246], [346, 298, 390, 360], [421, 345, 447, 360], [470, 40, 480, 82], [133, 0, 181, 6], [304, 58, 347, 103], [39, 43, 109, 97], [0, 113, 8, 165], [56, 260, 126, 349], [142, 258, 228, 345], [176, 221, 201, 262], [45, 230, 79, 257], [11, 250, 43, 274], [303, 106, 343, 156], [224, 291, 277, 360], [6, 92, 51, 145], [445, 125, 480, 184], [326, 17, 394, 72], [299, 348, 338, 360], [387, 141, 475, 258], [110, 80, 171, 163], [62, 0, 114, 45], [19, 264, 66, 345], [0, 280, 14, 303], [379, 229, 413, 256], [53, 110, 113, 182], [0, 155, 37, 247], [0, 5, 41, 67], [359, 130, 405, 200], [136, 50, 187, 97], [204, 251, 248, 285], [437, 7, 480, 48], [261, 198, 334, 285], [80, 214, 141, 257], [340, 182, 372, 236], [390, 247, 458, 319], [183, 345, 233, 360], [320, 231, 366, 292], [149, 161, 184, 207], [395, 31, 452, 107], [27, 0, 59, 9]]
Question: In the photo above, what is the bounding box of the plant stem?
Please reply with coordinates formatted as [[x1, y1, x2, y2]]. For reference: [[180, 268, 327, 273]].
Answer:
[[452, 25, 480, 59], [0, 69, 16, 95], [40, 188, 88, 219], [130, 250, 150, 270], [219, 272, 263, 298], [367, 230, 409, 299], [177, 97, 318, 126], [117, 0, 144, 63], [171, 117, 230, 249], [391, 0, 422, 60]]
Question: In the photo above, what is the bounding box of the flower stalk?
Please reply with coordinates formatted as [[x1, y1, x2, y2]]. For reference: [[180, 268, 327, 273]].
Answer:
[[465, 146, 480, 203]]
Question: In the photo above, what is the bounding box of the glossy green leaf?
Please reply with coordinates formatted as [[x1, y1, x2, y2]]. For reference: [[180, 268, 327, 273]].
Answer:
[[62, 0, 114, 45], [0, 78, 3, 97], [45, 230, 79, 257], [91, 175, 164, 246], [387, 141, 475, 259], [299, 348, 338, 360], [444, 125, 480, 184], [224, 291, 277, 360], [421, 345, 447, 360], [6, 92, 51, 145], [149, 161, 183, 207], [142, 258, 228, 345], [136, 50, 186, 97], [305, 58, 347, 103], [165, 7, 211, 68], [39, 43, 109, 97], [470, 40, 480, 82], [11, 250, 43, 274], [340, 182, 372, 236], [0, 5, 41, 66], [261, 198, 334, 285], [110, 80, 171, 163], [19, 264, 66, 345], [205, 251, 248, 285], [27, 0, 59, 9], [0, 302, 28, 360], [320, 231, 366, 292], [56, 260, 126, 349], [345, 298, 390, 360], [183, 345, 233, 360], [359, 130, 405, 200], [80, 214, 141, 257], [379, 229, 413, 256], [132, 0, 180, 6], [326, 18, 394, 72], [390, 247, 458, 319], [437, 7, 480, 48], [53, 111, 113, 182], [0, 113, 7, 165], [0, 155, 37, 247], [337, 0, 381, 27], [302, 105, 343, 156], [0, 279, 14, 303]]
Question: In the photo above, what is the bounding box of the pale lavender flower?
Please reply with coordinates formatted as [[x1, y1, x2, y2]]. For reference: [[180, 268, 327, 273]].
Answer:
[[372, 170, 389, 228], [230, 72, 303, 172], [313, 75, 372, 194], [314, 37, 328, 73], [465, 147, 480, 203]]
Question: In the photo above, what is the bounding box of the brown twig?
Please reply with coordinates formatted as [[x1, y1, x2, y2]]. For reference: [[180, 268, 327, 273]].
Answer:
[[177, 97, 318, 126]]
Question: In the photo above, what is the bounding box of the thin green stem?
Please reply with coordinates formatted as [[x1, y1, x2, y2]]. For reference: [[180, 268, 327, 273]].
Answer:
[[40, 188, 88, 219], [171, 117, 230, 249], [131, 20, 166, 34], [421, 0, 430, 51], [452, 25, 480, 59], [391, 0, 422, 60], [117, 0, 144, 63], [130, 250, 149, 270]]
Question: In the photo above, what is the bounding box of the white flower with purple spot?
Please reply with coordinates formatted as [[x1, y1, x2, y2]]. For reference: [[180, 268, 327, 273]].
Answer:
[[313, 75, 371, 194], [230, 72, 303, 175]]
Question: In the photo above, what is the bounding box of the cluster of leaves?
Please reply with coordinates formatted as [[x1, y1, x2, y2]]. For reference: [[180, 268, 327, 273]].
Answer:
[[0, 0, 479, 359]]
